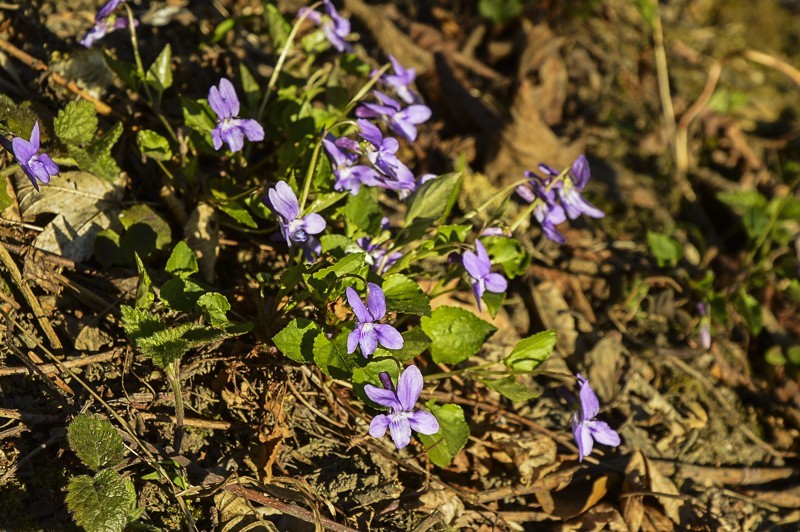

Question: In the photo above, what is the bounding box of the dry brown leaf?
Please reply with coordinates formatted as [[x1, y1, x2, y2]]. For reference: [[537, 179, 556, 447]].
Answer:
[[13, 170, 125, 262], [184, 202, 219, 283], [584, 332, 625, 404], [622, 451, 649, 532], [530, 280, 577, 355], [418, 484, 465, 525]]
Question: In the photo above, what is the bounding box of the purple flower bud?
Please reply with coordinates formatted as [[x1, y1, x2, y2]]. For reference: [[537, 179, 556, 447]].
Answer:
[[209, 78, 264, 153], [12, 122, 59, 192], [364, 365, 439, 449]]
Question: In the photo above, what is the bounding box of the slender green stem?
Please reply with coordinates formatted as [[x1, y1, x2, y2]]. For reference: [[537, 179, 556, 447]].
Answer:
[[343, 63, 391, 116], [125, 5, 178, 142], [165, 361, 185, 452], [425, 361, 498, 381], [298, 137, 324, 212], [256, 2, 322, 123], [461, 177, 534, 222]]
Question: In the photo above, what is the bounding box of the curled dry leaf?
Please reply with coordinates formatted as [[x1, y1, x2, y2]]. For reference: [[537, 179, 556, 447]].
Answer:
[[13, 170, 125, 262]]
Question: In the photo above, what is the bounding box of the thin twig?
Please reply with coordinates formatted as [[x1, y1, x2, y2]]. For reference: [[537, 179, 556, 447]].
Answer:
[[0, 241, 63, 350], [0, 38, 112, 116], [0, 350, 117, 376]]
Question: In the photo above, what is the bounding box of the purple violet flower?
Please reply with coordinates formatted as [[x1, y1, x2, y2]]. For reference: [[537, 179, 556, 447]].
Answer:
[[346, 282, 403, 357], [375, 54, 418, 104], [357, 237, 402, 274], [209, 78, 264, 153], [357, 119, 415, 193], [266, 181, 326, 255], [462, 240, 508, 312], [572, 374, 621, 462], [554, 155, 604, 220], [322, 135, 381, 195], [517, 171, 567, 244], [298, 0, 352, 53], [12, 122, 59, 192], [95, 0, 126, 21], [365, 365, 440, 449], [355, 91, 431, 143], [80, 15, 129, 47]]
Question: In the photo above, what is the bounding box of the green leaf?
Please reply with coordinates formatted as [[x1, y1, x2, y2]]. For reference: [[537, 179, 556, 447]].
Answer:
[[159, 277, 206, 312], [133, 253, 154, 309], [55, 100, 98, 145], [735, 290, 763, 336], [765, 346, 786, 366], [351, 358, 399, 403], [264, 3, 291, 48], [480, 376, 539, 402], [67, 414, 125, 471], [313, 330, 359, 378], [304, 252, 368, 300], [273, 318, 320, 364], [418, 402, 470, 467], [119, 204, 172, 251], [212, 18, 236, 43], [403, 172, 462, 240], [136, 323, 197, 367], [136, 129, 172, 161], [344, 188, 382, 236], [145, 44, 173, 94], [320, 234, 359, 255], [482, 236, 530, 278], [382, 274, 431, 316], [121, 306, 212, 367], [121, 306, 166, 347], [218, 201, 258, 228], [68, 122, 123, 180], [181, 96, 215, 133], [166, 241, 199, 278], [478, 0, 522, 23], [373, 327, 431, 362], [239, 63, 260, 113], [743, 206, 769, 240], [197, 292, 230, 327], [436, 224, 471, 244], [421, 306, 496, 364], [717, 190, 767, 210], [503, 330, 556, 372], [66, 470, 137, 532], [0, 174, 14, 216], [647, 231, 682, 268], [481, 290, 505, 319]]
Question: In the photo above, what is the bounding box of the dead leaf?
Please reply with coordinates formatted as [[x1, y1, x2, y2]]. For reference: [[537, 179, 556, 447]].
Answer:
[[493, 434, 558, 486], [622, 451, 649, 532], [530, 280, 577, 355], [418, 484, 465, 525], [13, 170, 125, 262], [547, 473, 615, 520], [184, 202, 219, 283], [484, 21, 583, 187], [585, 332, 625, 404]]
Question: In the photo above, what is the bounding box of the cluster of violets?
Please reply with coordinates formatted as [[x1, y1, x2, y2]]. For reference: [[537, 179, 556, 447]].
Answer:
[[1, 0, 622, 460], [516, 154, 605, 244]]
